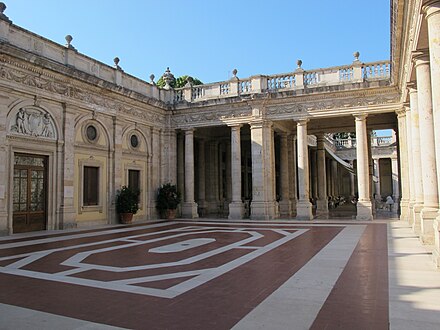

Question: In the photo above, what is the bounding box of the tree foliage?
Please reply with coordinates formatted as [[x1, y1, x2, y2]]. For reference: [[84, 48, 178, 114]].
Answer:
[[156, 75, 203, 88]]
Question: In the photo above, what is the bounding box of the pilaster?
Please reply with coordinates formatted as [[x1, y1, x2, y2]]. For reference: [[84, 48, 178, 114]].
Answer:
[[60, 105, 77, 229]]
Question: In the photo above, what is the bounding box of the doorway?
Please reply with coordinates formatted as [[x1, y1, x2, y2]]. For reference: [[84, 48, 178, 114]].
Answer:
[[13, 154, 47, 233]]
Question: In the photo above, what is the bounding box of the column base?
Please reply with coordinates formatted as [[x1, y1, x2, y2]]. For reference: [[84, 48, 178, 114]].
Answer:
[[279, 200, 292, 217], [182, 202, 199, 219], [296, 200, 313, 220], [197, 200, 207, 218], [412, 203, 423, 234], [399, 199, 409, 221], [433, 217, 440, 268], [356, 200, 373, 221], [420, 207, 438, 245], [228, 201, 245, 220], [250, 201, 277, 220], [59, 206, 77, 229], [316, 199, 328, 215], [407, 201, 415, 226]]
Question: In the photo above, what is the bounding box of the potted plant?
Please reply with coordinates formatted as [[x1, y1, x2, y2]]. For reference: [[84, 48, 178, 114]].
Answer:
[[116, 186, 140, 224], [156, 183, 181, 219]]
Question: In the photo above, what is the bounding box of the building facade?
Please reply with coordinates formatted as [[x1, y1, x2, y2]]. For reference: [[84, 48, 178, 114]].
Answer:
[[0, 2, 438, 264]]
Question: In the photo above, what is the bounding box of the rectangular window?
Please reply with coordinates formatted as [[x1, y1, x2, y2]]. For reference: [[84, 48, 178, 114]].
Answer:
[[128, 169, 140, 192], [128, 170, 141, 203], [83, 166, 99, 206]]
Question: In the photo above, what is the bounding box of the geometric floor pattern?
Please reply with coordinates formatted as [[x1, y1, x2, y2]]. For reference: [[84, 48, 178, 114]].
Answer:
[[0, 220, 389, 329]]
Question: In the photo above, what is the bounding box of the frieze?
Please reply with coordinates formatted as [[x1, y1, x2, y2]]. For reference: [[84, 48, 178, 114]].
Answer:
[[171, 109, 252, 126], [266, 94, 400, 116], [0, 61, 166, 125]]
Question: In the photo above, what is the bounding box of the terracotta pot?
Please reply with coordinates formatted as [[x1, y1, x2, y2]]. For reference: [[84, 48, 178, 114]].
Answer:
[[160, 209, 176, 220], [120, 213, 133, 224]]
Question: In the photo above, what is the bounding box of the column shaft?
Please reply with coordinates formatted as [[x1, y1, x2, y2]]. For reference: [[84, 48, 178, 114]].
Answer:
[[354, 114, 373, 220], [229, 125, 244, 219], [424, 2, 440, 265], [182, 129, 198, 218], [414, 53, 438, 243], [316, 134, 328, 214], [279, 133, 292, 217], [296, 119, 313, 220]]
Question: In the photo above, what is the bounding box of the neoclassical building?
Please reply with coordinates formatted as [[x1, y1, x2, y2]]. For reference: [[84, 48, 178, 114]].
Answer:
[[0, 1, 439, 266]]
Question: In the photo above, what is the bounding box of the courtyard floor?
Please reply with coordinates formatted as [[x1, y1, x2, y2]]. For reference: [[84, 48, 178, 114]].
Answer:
[[0, 216, 439, 329]]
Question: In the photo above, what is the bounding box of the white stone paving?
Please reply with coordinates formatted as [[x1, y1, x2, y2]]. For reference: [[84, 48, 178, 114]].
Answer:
[[388, 221, 440, 330], [232, 224, 366, 330]]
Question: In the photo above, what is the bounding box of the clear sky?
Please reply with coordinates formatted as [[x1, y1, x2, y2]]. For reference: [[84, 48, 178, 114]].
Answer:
[[6, 0, 390, 84]]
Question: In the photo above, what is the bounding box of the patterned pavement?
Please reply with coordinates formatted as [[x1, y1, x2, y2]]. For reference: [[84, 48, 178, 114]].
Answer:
[[0, 219, 401, 329]]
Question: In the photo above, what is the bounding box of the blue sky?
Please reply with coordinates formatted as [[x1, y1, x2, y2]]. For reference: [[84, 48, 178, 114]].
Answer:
[[7, 0, 390, 84]]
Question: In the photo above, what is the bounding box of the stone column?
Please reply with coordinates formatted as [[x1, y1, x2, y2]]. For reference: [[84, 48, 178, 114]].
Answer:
[[225, 141, 232, 202], [197, 139, 206, 216], [373, 159, 381, 200], [409, 87, 424, 233], [391, 156, 400, 213], [207, 141, 219, 213], [181, 129, 198, 218], [404, 105, 414, 224], [279, 132, 292, 217], [423, 1, 440, 265], [177, 133, 185, 207], [250, 120, 277, 220], [289, 135, 298, 214], [331, 159, 338, 197], [296, 119, 313, 220], [228, 125, 244, 219], [316, 134, 328, 214], [414, 52, 439, 243], [349, 160, 356, 197], [354, 114, 372, 220]]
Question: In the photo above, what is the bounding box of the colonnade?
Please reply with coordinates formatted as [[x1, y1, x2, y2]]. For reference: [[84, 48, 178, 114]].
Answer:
[[176, 114, 384, 222], [401, 0, 440, 267]]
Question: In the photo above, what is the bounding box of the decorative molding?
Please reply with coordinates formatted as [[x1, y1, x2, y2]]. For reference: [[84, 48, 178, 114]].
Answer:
[[8, 106, 57, 139], [0, 58, 167, 125]]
